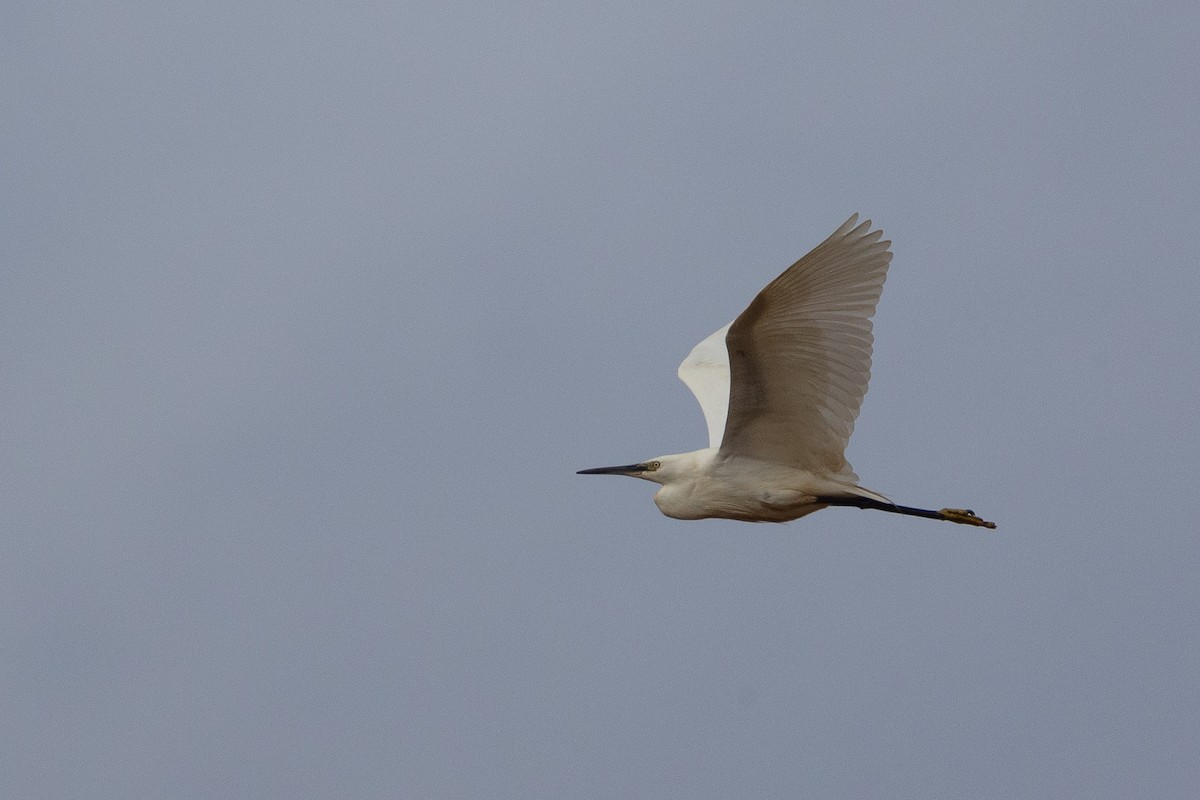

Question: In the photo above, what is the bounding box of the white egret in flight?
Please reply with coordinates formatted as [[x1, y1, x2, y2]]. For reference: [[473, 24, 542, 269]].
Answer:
[[579, 215, 995, 528]]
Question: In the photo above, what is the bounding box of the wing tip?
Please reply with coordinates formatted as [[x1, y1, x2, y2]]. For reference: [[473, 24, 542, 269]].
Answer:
[[835, 213, 886, 244]]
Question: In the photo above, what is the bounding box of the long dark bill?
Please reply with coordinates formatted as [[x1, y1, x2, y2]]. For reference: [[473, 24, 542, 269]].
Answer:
[[577, 464, 644, 475]]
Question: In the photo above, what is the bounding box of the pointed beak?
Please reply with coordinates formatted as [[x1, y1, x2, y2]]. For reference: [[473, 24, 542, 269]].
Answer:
[[577, 463, 646, 476]]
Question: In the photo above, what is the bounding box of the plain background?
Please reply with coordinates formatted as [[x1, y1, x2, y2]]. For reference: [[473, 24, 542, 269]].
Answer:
[[3, 2, 1198, 797]]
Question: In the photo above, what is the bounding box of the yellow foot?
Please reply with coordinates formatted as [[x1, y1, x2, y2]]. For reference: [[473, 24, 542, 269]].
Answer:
[[938, 508, 997, 529]]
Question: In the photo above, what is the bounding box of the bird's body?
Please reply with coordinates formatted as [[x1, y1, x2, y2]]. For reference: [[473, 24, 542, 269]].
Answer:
[[579, 215, 995, 529], [640, 448, 869, 522]]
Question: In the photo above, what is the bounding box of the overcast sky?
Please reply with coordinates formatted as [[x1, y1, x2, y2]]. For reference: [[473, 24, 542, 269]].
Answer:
[[3, 2, 1198, 797]]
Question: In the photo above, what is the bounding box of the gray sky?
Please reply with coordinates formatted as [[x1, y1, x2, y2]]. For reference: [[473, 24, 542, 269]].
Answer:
[[4, 2, 1198, 797]]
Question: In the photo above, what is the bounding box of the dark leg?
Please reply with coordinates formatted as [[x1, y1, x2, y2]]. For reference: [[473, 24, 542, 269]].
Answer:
[[819, 496, 996, 529]]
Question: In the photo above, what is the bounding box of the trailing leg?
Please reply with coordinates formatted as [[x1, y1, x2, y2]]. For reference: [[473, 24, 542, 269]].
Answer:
[[819, 496, 996, 528]]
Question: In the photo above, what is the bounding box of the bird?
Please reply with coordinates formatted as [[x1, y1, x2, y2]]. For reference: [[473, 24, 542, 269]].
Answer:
[[578, 214, 995, 528]]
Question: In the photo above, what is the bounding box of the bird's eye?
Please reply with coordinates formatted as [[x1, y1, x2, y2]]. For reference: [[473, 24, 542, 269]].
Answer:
[[648, 461, 661, 470]]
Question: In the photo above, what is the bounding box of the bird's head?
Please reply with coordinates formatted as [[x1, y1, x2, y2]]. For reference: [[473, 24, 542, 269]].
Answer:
[[577, 453, 692, 486], [577, 459, 665, 483]]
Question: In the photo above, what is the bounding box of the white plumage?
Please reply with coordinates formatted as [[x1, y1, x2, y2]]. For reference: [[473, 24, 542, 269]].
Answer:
[[579, 215, 994, 529]]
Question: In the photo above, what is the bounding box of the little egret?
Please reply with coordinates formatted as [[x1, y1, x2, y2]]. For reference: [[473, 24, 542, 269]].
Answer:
[[578, 214, 995, 528]]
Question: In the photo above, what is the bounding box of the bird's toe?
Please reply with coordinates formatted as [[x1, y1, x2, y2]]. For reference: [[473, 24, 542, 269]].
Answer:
[[938, 508, 997, 529]]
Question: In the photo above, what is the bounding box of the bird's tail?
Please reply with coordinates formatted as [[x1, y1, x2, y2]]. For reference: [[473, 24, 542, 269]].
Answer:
[[823, 477, 892, 506]]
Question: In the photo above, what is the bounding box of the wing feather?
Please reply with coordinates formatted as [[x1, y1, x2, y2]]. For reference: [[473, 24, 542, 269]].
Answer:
[[677, 322, 733, 448], [719, 214, 892, 476]]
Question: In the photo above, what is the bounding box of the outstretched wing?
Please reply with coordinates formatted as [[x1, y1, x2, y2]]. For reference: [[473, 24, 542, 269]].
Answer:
[[720, 214, 892, 476], [677, 322, 733, 449]]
